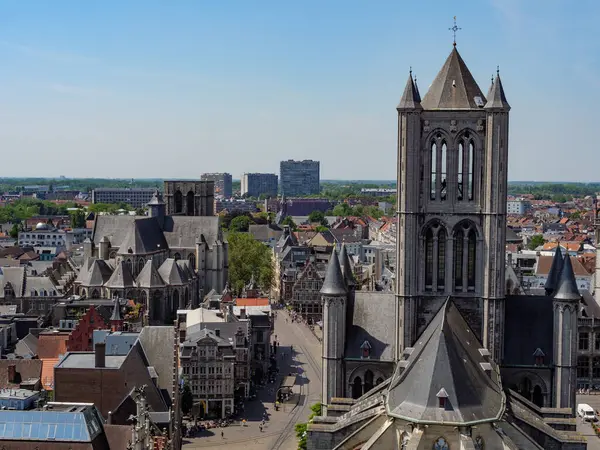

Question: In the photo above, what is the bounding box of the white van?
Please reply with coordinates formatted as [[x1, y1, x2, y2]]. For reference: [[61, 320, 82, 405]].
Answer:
[[577, 403, 597, 421]]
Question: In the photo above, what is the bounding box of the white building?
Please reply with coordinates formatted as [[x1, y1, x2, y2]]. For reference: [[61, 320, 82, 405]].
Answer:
[[507, 198, 532, 215]]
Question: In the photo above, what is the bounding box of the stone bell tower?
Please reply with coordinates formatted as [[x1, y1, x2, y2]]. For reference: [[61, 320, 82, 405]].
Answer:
[[395, 46, 510, 361]]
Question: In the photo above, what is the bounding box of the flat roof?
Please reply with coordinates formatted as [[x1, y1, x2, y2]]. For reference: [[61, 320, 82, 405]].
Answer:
[[56, 353, 126, 369], [0, 388, 39, 400]]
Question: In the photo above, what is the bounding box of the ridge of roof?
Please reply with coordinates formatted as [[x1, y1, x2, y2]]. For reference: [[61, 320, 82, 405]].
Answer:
[[136, 259, 165, 288], [105, 260, 136, 289]]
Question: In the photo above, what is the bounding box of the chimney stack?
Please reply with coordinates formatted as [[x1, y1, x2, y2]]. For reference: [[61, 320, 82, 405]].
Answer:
[[95, 342, 106, 368]]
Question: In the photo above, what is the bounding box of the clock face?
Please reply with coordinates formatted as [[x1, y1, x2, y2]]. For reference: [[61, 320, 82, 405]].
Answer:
[[434, 437, 449, 450]]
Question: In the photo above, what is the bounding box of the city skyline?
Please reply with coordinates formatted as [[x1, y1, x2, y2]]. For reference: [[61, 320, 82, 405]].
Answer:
[[0, 1, 597, 181]]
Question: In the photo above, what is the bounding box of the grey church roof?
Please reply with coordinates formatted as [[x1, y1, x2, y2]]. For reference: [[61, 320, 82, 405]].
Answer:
[[158, 258, 187, 286], [553, 255, 581, 301], [320, 248, 347, 296], [110, 299, 123, 321], [105, 260, 135, 289], [147, 190, 164, 205], [484, 73, 510, 110], [345, 292, 395, 360], [386, 299, 505, 425], [544, 245, 564, 293], [119, 218, 168, 255], [338, 244, 356, 288], [396, 73, 422, 111], [421, 47, 487, 110], [136, 259, 165, 288], [85, 260, 114, 287]]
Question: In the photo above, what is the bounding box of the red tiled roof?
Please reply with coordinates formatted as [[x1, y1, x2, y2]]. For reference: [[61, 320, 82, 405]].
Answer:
[[235, 298, 270, 307]]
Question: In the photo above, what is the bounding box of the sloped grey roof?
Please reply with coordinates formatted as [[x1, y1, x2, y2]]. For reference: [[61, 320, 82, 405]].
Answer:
[[421, 47, 486, 110], [320, 248, 347, 296], [397, 73, 422, 110], [553, 255, 580, 301], [158, 259, 186, 285], [136, 259, 165, 288], [162, 216, 221, 249], [345, 292, 395, 360], [24, 277, 59, 297], [339, 244, 356, 288], [484, 73, 510, 110], [110, 299, 123, 321], [138, 326, 175, 399], [86, 260, 114, 287], [105, 260, 136, 289], [93, 216, 136, 246], [176, 259, 193, 281], [0, 267, 25, 298], [387, 299, 505, 424], [147, 190, 164, 206], [118, 218, 168, 255], [544, 246, 563, 293]]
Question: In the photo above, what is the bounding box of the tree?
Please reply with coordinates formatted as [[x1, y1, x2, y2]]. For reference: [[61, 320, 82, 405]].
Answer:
[[181, 382, 193, 415], [332, 203, 352, 217], [528, 234, 545, 250], [308, 210, 328, 227], [229, 215, 252, 232], [69, 209, 86, 228], [9, 224, 19, 239], [228, 232, 274, 295], [281, 216, 297, 231]]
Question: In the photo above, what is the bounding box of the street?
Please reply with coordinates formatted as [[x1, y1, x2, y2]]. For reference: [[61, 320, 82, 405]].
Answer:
[[576, 394, 600, 450], [183, 310, 322, 450]]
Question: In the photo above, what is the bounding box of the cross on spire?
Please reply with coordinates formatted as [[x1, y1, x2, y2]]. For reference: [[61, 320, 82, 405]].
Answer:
[[449, 16, 461, 47]]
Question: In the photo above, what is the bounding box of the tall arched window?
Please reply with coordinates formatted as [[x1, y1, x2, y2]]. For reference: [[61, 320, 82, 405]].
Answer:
[[437, 228, 447, 290], [468, 141, 475, 200], [186, 191, 195, 216], [430, 142, 437, 200], [457, 142, 464, 200], [425, 228, 434, 289], [454, 221, 477, 292], [440, 142, 447, 200], [352, 377, 362, 399], [364, 370, 374, 393], [174, 190, 183, 214]]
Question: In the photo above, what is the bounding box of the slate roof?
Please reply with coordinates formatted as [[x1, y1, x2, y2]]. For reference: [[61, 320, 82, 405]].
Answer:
[[421, 47, 486, 110], [554, 255, 581, 301], [162, 216, 221, 249], [110, 299, 123, 321], [345, 292, 395, 361], [339, 244, 356, 288], [158, 259, 186, 285], [387, 299, 505, 424], [503, 295, 554, 366], [15, 333, 39, 357], [320, 248, 347, 296], [0, 267, 25, 298], [484, 73, 510, 110], [136, 259, 165, 288], [544, 246, 564, 293], [84, 260, 113, 287], [138, 326, 175, 399], [105, 260, 135, 289], [118, 218, 168, 254], [397, 73, 422, 110]]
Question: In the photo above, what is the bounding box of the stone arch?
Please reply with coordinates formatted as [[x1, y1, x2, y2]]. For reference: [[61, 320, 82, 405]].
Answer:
[[137, 258, 145, 275], [140, 291, 148, 312], [125, 258, 133, 275], [109, 251, 117, 259], [174, 190, 183, 214], [126, 290, 134, 300], [375, 377, 384, 386], [173, 252, 181, 261], [532, 384, 543, 407], [364, 370, 374, 394], [433, 437, 449, 450], [91, 288, 100, 299], [351, 376, 362, 399], [421, 219, 448, 292], [186, 191, 195, 216], [453, 220, 478, 292], [188, 253, 195, 270]]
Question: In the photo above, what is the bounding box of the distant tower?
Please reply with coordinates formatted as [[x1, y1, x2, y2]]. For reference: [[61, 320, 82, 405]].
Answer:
[[552, 254, 580, 412], [110, 299, 124, 332], [148, 189, 166, 229], [396, 49, 510, 361], [320, 248, 348, 410]]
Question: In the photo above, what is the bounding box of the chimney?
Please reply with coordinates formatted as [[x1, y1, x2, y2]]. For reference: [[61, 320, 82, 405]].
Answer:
[[95, 342, 106, 368], [7, 365, 16, 383]]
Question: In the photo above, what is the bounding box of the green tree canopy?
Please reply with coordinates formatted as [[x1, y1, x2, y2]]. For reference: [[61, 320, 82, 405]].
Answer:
[[69, 209, 86, 228], [528, 234, 545, 250], [281, 216, 297, 231], [229, 215, 253, 232], [308, 210, 328, 227], [332, 203, 352, 217], [228, 232, 274, 295]]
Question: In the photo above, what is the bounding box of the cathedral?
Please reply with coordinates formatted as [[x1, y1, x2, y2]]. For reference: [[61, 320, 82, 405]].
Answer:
[[308, 44, 587, 449]]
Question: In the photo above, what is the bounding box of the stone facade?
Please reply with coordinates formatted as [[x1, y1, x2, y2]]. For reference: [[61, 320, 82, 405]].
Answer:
[[164, 180, 215, 216]]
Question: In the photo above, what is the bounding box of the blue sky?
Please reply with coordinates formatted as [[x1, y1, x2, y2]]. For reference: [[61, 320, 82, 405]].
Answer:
[[0, 0, 598, 181]]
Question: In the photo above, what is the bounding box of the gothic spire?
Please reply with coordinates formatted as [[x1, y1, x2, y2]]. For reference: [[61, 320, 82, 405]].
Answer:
[[110, 298, 123, 322], [553, 254, 581, 301], [339, 243, 356, 289], [484, 71, 510, 110], [544, 245, 564, 295], [397, 71, 422, 111], [320, 247, 347, 296]]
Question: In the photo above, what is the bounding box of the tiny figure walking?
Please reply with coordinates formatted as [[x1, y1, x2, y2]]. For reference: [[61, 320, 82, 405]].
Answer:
[[221, 430, 224, 439], [259, 425, 263, 432]]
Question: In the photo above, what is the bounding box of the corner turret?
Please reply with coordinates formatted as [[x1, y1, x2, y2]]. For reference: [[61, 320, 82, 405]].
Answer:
[[338, 244, 356, 290], [148, 189, 166, 229], [110, 298, 124, 332], [484, 70, 510, 111], [396, 71, 422, 111], [545, 244, 564, 295]]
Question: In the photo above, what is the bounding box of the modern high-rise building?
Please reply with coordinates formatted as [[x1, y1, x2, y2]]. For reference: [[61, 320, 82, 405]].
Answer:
[[200, 173, 233, 199], [91, 188, 156, 208], [279, 160, 320, 196], [240, 173, 278, 198]]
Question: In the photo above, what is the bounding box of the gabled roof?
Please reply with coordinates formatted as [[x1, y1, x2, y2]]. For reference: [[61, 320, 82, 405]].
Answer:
[[136, 259, 165, 288], [421, 47, 486, 110], [119, 218, 168, 255], [484, 73, 510, 110], [86, 260, 114, 287], [544, 246, 564, 293], [105, 260, 135, 289], [110, 299, 123, 321], [553, 255, 580, 301], [320, 248, 347, 296], [387, 299, 505, 424], [158, 258, 186, 285], [396, 73, 422, 111]]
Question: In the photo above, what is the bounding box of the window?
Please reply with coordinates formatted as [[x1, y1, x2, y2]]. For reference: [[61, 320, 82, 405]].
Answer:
[[440, 142, 447, 200], [595, 333, 600, 351], [593, 357, 600, 379], [457, 142, 464, 200], [425, 228, 434, 289], [580, 332, 590, 351], [468, 141, 474, 200], [454, 222, 477, 292], [578, 356, 589, 379], [430, 141, 437, 200], [437, 228, 446, 289], [454, 231, 463, 289]]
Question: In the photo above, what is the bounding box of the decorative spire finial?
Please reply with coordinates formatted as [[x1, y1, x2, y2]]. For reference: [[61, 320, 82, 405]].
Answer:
[[409, 66, 412, 76], [449, 16, 461, 47], [497, 65, 500, 76]]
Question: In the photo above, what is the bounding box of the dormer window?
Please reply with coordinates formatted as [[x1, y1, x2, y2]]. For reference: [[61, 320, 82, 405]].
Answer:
[[436, 387, 449, 409], [360, 340, 372, 358], [533, 348, 545, 366]]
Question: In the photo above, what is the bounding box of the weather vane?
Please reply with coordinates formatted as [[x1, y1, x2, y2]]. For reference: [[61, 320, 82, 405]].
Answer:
[[449, 16, 461, 47]]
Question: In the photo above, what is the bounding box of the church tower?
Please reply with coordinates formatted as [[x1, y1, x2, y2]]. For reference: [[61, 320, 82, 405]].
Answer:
[[396, 46, 510, 361], [321, 248, 348, 410], [552, 254, 580, 412]]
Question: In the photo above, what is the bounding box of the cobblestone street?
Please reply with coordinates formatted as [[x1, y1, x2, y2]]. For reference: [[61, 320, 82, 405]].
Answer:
[[183, 310, 322, 450]]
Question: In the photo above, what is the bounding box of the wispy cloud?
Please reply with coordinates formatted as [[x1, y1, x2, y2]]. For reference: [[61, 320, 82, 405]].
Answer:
[[49, 83, 109, 97], [0, 40, 99, 64]]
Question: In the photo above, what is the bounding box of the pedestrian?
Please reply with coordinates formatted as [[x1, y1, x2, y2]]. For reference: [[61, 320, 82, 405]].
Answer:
[[259, 425, 263, 432], [221, 430, 224, 439]]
